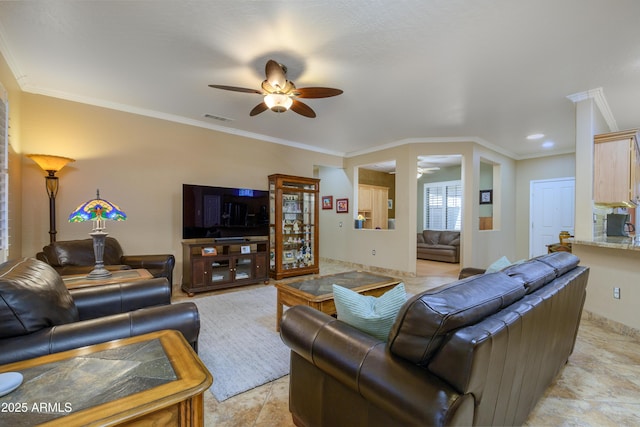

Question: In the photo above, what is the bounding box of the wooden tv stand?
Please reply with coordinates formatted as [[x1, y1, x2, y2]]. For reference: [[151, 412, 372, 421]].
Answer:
[[181, 238, 269, 296]]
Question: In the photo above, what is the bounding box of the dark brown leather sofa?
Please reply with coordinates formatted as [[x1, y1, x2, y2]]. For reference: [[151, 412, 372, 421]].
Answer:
[[417, 230, 460, 263], [0, 257, 199, 366], [280, 252, 589, 426], [36, 237, 175, 287]]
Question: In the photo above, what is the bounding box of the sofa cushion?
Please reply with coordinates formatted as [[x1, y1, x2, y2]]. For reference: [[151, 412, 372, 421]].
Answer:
[[43, 237, 124, 266], [388, 272, 525, 366], [501, 259, 557, 294], [333, 283, 406, 341], [535, 252, 579, 276], [439, 231, 460, 246], [418, 244, 457, 253], [0, 258, 79, 339], [422, 230, 442, 245]]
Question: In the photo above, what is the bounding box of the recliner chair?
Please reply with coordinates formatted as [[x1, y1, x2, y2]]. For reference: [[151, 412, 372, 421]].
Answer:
[[36, 237, 175, 288], [0, 257, 199, 365]]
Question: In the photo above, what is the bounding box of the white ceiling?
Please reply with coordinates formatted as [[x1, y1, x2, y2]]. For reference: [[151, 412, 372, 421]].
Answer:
[[1, 1, 639, 159]]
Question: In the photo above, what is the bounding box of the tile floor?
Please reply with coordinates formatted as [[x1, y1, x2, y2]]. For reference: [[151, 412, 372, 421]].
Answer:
[[178, 260, 640, 427]]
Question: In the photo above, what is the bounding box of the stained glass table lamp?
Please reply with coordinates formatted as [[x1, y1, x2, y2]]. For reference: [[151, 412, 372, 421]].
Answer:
[[69, 190, 126, 279]]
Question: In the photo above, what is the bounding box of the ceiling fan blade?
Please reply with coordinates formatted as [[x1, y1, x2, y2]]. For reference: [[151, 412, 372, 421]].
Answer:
[[250, 102, 269, 116], [209, 84, 262, 94], [295, 87, 343, 98], [265, 60, 287, 91], [290, 99, 316, 118]]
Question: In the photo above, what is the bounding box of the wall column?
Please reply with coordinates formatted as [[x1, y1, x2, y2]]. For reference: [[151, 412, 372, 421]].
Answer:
[[567, 88, 617, 240], [573, 97, 595, 240]]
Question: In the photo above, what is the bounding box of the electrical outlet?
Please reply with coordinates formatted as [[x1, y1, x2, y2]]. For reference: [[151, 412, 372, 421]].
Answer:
[[613, 287, 621, 299], [371, 249, 376, 256]]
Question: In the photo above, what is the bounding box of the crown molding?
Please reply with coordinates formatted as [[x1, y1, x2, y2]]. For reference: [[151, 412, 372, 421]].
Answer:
[[566, 87, 618, 132], [21, 85, 347, 158]]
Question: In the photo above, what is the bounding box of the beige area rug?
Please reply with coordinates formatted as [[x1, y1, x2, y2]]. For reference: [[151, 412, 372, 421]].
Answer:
[[186, 286, 290, 401]]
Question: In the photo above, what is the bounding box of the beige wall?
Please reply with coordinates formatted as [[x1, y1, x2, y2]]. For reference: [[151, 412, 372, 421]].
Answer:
[[469, 144, 518, 268], [572, 244, 640, 331], [316, 166, 350, 262], [515, 154, 576, 259]]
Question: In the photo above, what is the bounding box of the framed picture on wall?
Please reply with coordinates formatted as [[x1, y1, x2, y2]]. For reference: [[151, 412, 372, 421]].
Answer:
[[480, 189, 493, 205], [336, 198, 349, 213], [322, 196, 333, 210]]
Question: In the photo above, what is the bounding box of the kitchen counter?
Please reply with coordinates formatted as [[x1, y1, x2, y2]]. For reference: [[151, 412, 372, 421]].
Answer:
[[569, 235, 640, 251]]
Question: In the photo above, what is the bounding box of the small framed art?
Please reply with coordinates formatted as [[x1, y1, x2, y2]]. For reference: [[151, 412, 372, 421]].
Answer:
[[201, 247, 217, 256], [336, 198, 349, 213], [322, 195, 333, 210], [480, 190, 493, 205]]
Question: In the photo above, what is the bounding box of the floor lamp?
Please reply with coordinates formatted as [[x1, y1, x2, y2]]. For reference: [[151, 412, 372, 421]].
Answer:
[[69, 190, 127, 279], [27, 154, 75, 244]]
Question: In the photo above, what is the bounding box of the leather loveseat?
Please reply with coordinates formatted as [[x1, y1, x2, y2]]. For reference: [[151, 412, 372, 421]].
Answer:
[[417, 229, 460, 263], [280, 252, 589, 426], [36, 237, 175, 287], [0, 257, 199, 365]]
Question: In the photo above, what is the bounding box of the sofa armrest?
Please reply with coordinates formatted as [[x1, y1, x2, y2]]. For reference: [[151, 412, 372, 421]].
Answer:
[[121, 254, 175, 282], [0, 303, 200, 365], [417, 233, 425, 243], [458, 267, 486, 279], [70, 278, 172, 320], [280, 306, 473, 426], [35, 252, 49, 264]]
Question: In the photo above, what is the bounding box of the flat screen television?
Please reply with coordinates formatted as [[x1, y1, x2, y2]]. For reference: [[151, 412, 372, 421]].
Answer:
[[182, 184, 269, 240]]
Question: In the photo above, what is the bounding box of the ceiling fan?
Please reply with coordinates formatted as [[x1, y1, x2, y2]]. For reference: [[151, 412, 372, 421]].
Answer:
[[209, 60, 343, 118]]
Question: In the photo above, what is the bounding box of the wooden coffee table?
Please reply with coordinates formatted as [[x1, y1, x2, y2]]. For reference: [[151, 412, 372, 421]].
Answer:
[[62, 268, 153, 290], [275, 271, 401, 331], [0, 330, 212, 426]]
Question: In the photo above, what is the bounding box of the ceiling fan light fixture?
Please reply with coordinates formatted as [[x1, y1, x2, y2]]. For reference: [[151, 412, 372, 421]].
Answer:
[[264, 93, 292, 112]]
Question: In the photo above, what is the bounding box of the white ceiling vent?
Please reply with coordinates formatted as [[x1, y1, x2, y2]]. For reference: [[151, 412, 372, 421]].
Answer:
[[203, 114, 234, 122]]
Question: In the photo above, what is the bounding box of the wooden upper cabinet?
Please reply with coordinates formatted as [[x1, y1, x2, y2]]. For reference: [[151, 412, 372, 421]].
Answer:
[[594, 129, 640, 207], [358, 185, 373, 211], [358, 184, 388, 229]]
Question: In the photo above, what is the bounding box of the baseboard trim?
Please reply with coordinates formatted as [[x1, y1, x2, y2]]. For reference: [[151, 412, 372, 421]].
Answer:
[[583, 310, 640, 339]]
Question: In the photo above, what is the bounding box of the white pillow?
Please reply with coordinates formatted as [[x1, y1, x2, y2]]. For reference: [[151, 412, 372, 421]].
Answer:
[[486, 256, 512, 273], [332, 283, 406, 341]]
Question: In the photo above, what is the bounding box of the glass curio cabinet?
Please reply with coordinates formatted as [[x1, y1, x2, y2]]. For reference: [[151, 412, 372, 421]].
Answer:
[[268, 174, 320, 280]]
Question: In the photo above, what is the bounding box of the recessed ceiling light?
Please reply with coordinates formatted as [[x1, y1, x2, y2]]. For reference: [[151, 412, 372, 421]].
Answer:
[[527, 133, 545, 140], [542, 141, 555, 149]]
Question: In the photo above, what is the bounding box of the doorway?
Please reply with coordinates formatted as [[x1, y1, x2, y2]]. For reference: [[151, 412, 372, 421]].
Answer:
[[529, 178, 575, 257]]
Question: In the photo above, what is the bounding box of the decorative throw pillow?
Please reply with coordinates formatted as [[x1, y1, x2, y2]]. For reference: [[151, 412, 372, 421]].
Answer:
[[332, 283, 406, 341], [485, 256, 512, 273]]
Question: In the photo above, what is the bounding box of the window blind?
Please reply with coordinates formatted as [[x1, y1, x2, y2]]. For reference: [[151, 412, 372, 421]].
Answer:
[[0, 82, 9, 262], [423, 180, 462, 231]]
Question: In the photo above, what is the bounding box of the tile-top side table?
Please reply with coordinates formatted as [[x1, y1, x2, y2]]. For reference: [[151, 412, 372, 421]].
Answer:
[[0, 330, 212, 426]]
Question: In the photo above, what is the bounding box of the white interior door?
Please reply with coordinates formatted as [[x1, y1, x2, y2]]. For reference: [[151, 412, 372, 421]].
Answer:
[[530, 178, 575, 257]]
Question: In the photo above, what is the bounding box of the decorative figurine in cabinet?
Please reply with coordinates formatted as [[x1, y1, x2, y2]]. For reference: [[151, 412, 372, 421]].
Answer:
[[268, 174, 320, 279]]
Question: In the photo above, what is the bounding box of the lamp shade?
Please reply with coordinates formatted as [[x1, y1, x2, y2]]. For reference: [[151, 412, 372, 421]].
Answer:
[[264, 93, 293, 112], [27, 154, 75, 173], [69, 190, 126, 223]]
